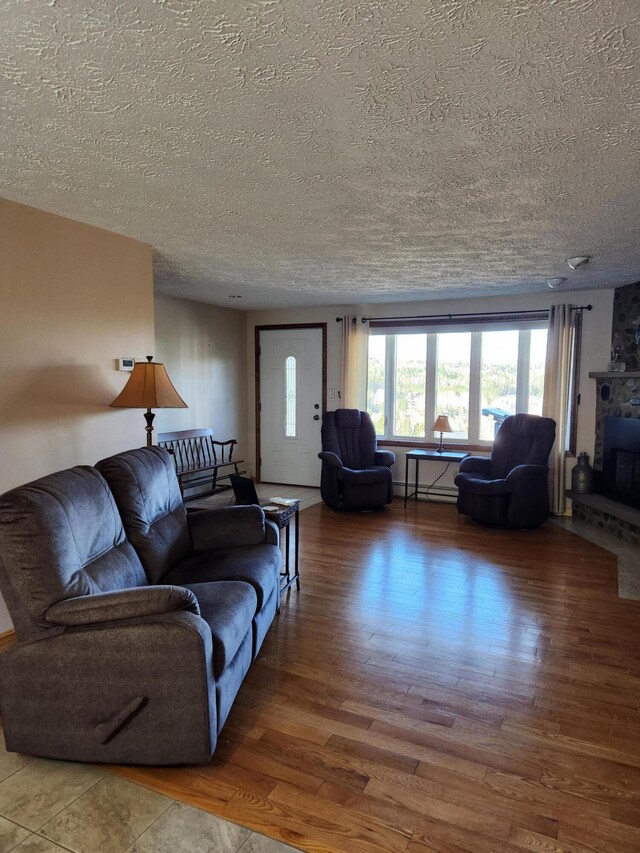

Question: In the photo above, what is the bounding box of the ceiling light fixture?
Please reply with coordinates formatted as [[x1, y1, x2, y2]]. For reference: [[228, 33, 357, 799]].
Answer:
[[566, 256, 591, 270], [547, 277, 567, 289]]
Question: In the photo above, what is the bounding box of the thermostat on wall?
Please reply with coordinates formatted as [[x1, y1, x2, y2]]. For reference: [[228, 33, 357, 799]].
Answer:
[[116, 358, 135, 372]]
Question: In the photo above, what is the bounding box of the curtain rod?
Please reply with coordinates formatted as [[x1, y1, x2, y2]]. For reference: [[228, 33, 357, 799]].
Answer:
[[336, 305, 592, 323]]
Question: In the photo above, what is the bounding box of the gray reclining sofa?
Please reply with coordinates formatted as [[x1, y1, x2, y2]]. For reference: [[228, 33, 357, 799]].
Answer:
[[0, 446, 281, 765]]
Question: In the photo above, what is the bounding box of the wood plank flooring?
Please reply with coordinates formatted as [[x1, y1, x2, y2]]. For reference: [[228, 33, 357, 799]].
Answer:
[[111, 501, 640, 853]]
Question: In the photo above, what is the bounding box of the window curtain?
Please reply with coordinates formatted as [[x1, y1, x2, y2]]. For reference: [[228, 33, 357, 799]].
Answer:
[[543, 304, 575, 515], [341, 315, 368, 409]]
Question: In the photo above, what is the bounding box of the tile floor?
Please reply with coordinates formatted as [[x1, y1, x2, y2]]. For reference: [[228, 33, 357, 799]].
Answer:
[[0, 731, 298, 853], [0, 486, 316, 853]]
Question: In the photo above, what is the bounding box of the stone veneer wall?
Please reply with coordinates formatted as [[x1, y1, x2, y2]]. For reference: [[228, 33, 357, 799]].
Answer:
[[592, 281, 640, 469], [614, 281, 640, 371]]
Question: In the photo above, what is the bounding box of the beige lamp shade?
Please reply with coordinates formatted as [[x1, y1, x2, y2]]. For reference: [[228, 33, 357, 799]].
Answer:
[[431, 414, 453, 452], [431, 415, 453, 434], [110, 356, 187, 446]]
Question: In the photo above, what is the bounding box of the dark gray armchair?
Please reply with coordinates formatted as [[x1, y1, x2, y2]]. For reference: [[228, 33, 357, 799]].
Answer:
[[318, 409, 395, 510], [454, 414, 556, 528]]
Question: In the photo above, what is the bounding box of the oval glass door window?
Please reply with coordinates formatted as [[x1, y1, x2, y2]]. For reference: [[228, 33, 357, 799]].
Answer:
[[285, 355, 296, 437]]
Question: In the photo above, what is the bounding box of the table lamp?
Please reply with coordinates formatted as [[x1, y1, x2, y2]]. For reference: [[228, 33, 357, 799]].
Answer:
[[109, 356, 187, 446], [431, 414, 453, 453]]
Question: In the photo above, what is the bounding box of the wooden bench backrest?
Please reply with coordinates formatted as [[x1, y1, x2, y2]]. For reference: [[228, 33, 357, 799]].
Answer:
[[157, 429, 238, 474]]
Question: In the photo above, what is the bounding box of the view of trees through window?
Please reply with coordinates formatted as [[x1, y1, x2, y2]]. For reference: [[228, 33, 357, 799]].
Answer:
[[529, 329, 547, 415], [394, 335, 426, 437], [436, 333, 470, 439], [367, 336, 385, 435], [367, 326, 548, 442], [480, 330, 519, 440]]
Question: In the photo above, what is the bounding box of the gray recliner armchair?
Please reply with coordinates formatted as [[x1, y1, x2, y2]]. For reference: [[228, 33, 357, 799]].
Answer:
[[318, 409, 395, 510], [454, 413, 556, 528]]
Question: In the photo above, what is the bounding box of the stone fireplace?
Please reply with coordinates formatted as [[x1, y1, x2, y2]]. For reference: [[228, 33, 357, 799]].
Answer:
[[592, 281, 640, 469], [600, 416, 640, 509], [570, 282, 640, 544]]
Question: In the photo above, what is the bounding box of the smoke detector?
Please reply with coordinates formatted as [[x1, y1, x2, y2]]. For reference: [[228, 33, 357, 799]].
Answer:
[[566, 256, 591, 270], [547, 277, 567, 289]]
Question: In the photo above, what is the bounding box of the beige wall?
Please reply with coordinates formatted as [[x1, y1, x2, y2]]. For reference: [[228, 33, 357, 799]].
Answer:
[[0, 197, 155, 631], [154, 295, 248, 453], [246, 288, 615, 492]]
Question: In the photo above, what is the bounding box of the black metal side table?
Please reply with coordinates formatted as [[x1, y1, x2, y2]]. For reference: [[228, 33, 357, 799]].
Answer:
[[404, 450, 469, 506], [264, 501, 300, 594]]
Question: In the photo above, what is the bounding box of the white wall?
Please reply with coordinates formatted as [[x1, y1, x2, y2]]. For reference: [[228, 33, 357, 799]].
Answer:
[[154, 295, 248, 456], [247, 288, 615, 494]]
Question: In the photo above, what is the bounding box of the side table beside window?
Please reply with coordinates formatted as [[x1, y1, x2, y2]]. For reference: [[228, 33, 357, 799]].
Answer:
[[404, 450, 470, 506]]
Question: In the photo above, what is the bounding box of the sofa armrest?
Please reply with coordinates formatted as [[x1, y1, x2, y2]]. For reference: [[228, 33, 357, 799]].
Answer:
[[459, 455, 491, 475], [506, 464, 549, 485], [45, 586, 200, 627], [264, 518, 280, 546], [0, 610, 217, 764], [374, 450, 395, 467], [187, 505, 267, 550], [318, 451, 342, 468]]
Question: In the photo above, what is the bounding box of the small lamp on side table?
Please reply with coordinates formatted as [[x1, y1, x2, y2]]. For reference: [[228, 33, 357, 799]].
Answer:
[[431, 414, 453, 453], [109, 356, 187, 446]]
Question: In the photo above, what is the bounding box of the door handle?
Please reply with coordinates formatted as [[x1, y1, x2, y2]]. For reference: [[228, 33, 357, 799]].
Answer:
[[313, 415, 320, 420]]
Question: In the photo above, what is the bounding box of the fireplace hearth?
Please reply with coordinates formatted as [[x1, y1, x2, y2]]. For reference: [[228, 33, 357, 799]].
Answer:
[[600, 416, 640, 510]]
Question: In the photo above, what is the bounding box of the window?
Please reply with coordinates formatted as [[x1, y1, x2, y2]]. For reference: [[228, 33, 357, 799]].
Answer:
[[436, 333, 471, 439], [367, 321, 548, 444], [529, 329, 547, 417], [480, 330, 519, 440], [367, 335, 386, 435], [284, 355, 296, 437], [394, 334, 426, 438]]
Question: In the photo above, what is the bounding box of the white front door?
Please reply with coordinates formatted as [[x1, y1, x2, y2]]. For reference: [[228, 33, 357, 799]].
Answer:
[[259, 326, 324, 486]]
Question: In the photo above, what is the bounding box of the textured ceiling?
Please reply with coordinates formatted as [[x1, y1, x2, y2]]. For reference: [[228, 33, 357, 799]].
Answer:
[[2, 1, 640, 309]]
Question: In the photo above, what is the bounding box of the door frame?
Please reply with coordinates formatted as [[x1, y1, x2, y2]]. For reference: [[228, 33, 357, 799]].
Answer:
[[255, 323, 328, 484]]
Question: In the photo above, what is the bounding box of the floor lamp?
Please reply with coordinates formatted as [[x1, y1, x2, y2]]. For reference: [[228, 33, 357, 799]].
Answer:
[[109, 356, 187, 446]]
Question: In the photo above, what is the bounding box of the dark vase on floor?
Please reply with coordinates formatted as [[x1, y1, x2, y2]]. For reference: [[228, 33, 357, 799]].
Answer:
[[572, 452, 594, 494]]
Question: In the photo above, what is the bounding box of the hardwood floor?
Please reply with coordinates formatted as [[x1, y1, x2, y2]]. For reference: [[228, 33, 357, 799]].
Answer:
[[112, 501, 640, 853]]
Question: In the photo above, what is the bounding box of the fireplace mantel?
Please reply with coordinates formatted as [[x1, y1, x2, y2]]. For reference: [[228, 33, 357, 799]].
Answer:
[[589, 371, 640, 379]]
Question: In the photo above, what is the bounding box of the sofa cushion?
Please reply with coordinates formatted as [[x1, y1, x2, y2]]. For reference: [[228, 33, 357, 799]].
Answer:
[[188, 506, 267, 550], [164, 544, 281, 611], [97, 447, 191, 583], [182, 581, 256, 678], [0, 467, 147, 625]]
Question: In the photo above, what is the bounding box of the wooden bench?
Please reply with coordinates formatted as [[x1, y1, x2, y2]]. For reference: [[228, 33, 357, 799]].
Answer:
[[157, 429, 246, 500]]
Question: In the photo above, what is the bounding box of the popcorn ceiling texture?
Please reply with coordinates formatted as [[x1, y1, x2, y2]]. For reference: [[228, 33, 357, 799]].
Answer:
[[2, 0, 640, 308]]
